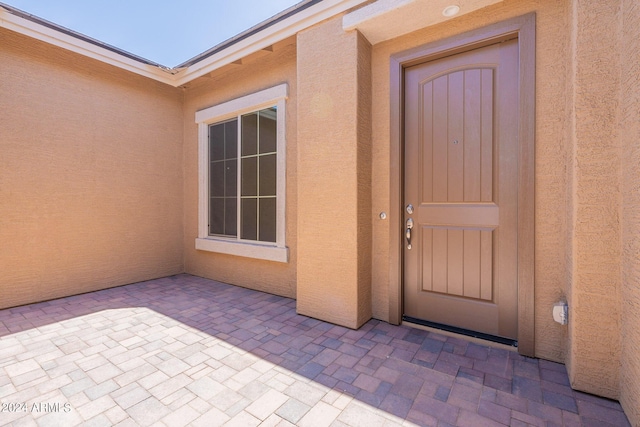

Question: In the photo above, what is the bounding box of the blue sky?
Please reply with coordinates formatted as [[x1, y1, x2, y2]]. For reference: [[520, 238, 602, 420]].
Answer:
[[4, 0, 301, 66]]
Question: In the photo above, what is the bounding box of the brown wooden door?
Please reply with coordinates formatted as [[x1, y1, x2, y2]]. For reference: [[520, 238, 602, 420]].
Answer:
[[403, 39, 519, 340]]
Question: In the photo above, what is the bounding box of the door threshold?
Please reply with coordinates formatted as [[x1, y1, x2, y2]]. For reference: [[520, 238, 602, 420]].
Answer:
[[402, 316, 518, 351]]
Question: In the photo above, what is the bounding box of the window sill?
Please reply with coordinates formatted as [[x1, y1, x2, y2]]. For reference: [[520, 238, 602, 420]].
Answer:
[[195, 238, 289, 263]]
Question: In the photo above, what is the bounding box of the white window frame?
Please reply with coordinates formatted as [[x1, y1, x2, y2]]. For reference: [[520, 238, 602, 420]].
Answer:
[[195, 84, 288, 263]]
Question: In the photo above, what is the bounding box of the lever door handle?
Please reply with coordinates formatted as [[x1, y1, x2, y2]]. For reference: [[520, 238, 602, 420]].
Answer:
[[406, 218, 414, 250]]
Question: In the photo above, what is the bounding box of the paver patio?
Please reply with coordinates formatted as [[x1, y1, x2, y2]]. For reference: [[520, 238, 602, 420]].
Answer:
[[0, 274, 631, 426]]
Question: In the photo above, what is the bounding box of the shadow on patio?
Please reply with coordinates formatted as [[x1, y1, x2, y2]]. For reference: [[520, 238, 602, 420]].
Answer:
[[0, 274, 631, 426]]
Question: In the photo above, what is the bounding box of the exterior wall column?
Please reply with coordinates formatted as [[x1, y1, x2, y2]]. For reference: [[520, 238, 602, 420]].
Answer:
[[620, 0, 640, 424], [295, 17, 372, 329], [568, 0, 622, 400]]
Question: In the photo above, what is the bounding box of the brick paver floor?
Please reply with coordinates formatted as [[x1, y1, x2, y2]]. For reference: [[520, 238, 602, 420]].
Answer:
[[0, 274, 631, 426]]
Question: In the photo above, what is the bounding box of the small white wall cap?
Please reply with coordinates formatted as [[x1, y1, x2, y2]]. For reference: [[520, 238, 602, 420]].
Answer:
[[552, 302, 568, 325]]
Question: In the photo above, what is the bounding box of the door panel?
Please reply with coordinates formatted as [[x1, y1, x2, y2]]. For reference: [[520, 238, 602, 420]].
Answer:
[[403, 39, 519, 339], [419, 227, 493, 300]]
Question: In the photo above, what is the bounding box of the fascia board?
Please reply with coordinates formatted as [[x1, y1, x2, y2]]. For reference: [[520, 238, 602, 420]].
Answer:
[[1, 0, 369, 88], [171, 0, 369, 86], [0, 8, 176, 85]]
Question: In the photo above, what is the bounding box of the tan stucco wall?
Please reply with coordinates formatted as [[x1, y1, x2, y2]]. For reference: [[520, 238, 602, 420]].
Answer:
[[182, 39, 298, 299], [620, 0, 640, 424], [295, 17, 372, 329], [0, 29, 184, 310], [567, 0, 622, 400]]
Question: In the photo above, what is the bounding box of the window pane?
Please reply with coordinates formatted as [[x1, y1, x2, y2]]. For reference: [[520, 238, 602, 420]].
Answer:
[[209, 161, 224, 197], [241, 113, 258, 156], [209, 118, 239, 238], [209, 123, 225, 161], [241, 198, 257, 240], [259, 108, 277, 153], [225, 120, 237, 159], [209, 198, 224, 235], [259, 198, 276, 242], [259, 154, 276, 196], [241, 157, 257, 196], [206, 104, 280, 244], [225, 197, 237, 236], [225, 160, 237, 197]]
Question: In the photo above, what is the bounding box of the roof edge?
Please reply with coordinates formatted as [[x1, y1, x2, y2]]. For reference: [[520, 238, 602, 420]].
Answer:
[[172, 0, 369, 86], [0, 0, 369, 87], [0, 2, 168, 68], [0, 2, 176, 84], [176, 0, 323, 68]]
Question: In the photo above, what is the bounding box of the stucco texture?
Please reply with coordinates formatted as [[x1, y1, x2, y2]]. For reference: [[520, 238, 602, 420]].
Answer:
[[568, 0, 622, 400], [295, 17, 372, 329], [620, 0, 640, 424], [182, 38, 298, 299], [0, 28, 184, 310]]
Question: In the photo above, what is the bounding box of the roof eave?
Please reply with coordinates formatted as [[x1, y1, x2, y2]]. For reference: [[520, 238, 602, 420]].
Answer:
[[0, 2, 176, 85], [0, 0, 369, 88]]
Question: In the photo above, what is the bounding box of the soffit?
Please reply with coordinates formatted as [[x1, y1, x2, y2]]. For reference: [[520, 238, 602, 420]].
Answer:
[[343, 0, 504, 45]]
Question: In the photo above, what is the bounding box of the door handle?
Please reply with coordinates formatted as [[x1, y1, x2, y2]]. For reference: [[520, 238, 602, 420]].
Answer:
[[406, 218, 414, 250]]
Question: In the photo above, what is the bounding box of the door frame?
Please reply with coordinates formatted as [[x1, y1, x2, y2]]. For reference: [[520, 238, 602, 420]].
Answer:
[[388, 13, 536, 356]]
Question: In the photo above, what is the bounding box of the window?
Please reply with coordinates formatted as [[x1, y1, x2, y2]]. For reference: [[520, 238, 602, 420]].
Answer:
[[195, 84, 288, 262]]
